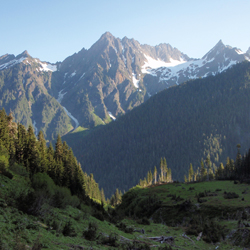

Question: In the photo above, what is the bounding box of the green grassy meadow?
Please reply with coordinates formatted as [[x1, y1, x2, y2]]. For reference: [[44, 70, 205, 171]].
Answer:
[[0, 171, 249, 249]]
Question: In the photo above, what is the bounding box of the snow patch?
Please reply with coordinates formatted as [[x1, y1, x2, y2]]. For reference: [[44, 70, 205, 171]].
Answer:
[[0, 57, 26, 71], [57, 89, 67, 104], [132, 73, 140, 88], [236, 49, 244, 55], [218, 60, 237, 73], [63, 107, 79, 130], [79, 72, 85, 80], [39, 62, 57, 72], [141, 54, 186, 74], [57, 89, 79, 130], [108, 111, 116, 120], [70, 70, 76, 77]]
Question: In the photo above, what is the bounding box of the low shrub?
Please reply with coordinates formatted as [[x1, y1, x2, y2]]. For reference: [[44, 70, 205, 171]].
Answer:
[[186, 215, 225, 243], [224, 192, 239, 199], [62, 221, 77, 237], [98, 233, 119, 247], [93, 211, 104, 221], [137, 217, 150, 225], [120, 240, 150, 250], [83, 222, 98, 241]]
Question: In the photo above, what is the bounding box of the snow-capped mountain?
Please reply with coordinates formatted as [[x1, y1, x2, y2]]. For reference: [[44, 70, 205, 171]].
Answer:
[[0, 32, 249, 140], [0, 51, 72, 140], [141, 40, 250, 95]]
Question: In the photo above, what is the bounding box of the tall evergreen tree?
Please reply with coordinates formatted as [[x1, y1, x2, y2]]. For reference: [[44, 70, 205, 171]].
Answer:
[[153, 166, 157, 184], [55, 134, 63, 162], [188, 163, 194, 182], [38, 131, 48, 173], [25, 125, 39, 175]]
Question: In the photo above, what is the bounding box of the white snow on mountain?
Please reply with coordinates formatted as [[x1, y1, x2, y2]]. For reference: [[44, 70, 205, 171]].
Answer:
[[235, 49, 244, 55], [57, 89, 67, 104], [141, 54, 186, 75], [63, 107, 79, 130], [70, 70, 76, 77], [141, 50, 246, 84], [108, 111, 116, 120], [132, 73, 140, 88], [39, 62, 57, 72], [0, 57, 26, 71], [57, 89, 79, 130], [218, 60, 238, 73]]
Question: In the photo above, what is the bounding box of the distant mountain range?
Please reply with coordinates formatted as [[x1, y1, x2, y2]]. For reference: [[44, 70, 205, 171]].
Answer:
[[0, 32, 249, 140]]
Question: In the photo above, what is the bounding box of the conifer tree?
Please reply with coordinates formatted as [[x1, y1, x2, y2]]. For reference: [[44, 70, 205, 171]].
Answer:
[[0, 109, 10, 151], [55, 134, 63, 162], [101, 188, 106, 203], [188, 163, 194, 182], [184, 175, 187, 183], [205, 156, 211, 181], [235, 144, 242, 178], [47, 142, 56, 180], [26, 125, 39, 175], [38, 131, 48, 173], [147, 170, 153, 185], [167, 168, 172, 182], [153, 166, 157, 184], [15, 123, 27, 166], [216, 162, 224, 179], [200, 160, 206, 181], [160, 158, 164, 182], [163, 157, 168, 182]]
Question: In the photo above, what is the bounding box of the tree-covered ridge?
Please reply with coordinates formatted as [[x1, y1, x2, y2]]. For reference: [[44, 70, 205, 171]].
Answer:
[[64, 61, 250, 197], [0, 108, 104, 202]]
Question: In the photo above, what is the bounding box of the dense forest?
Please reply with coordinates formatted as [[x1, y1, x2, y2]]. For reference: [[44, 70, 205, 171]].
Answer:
[[63, 61, 250, 197], [0, 108, 105, 202]]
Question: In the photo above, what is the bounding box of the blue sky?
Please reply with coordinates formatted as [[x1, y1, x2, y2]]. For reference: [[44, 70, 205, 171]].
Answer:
[[1, 0, 249, 63]]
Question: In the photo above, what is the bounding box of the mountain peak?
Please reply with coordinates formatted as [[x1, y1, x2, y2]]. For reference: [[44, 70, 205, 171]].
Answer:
[[100, 31, 115, 40], [21, 50, 30, 56], [202, 40, 226, 59], [214, 39, 226, 50], [17, 50, 31, 59], [247, 47, 250, 55]]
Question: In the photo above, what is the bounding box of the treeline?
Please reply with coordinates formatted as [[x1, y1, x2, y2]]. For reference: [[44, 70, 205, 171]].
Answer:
[[185, 144, 250, 182], [138, 157, 172, 187], [0, 108, 105, 202]]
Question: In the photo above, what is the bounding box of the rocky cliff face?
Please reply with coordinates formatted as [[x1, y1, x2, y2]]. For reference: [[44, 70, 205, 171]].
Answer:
[[0, 51, 72, 140]]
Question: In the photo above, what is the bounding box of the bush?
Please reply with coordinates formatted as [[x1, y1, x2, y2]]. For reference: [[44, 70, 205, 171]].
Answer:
[[62, 221, 77, 237], [83, 222, 98, 241], [9, 164, 29, 177], [120, 240, 150, 250], [0, 154, 13, 179], [50, 186, 81, 209], [93, 211, 104, 221], [186, 215, 225, 243], [224, 192, 239, 199], [137, 217, 150, 225], [98, 233, 119, 247]]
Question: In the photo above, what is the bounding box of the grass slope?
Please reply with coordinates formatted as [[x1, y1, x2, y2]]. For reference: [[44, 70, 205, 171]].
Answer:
[[118, 180, 250, 249], [0, 170, 247, 249]]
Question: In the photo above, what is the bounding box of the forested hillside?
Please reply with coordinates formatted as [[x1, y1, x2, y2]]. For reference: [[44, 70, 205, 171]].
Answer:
[[0, 109, 104, 201], [64, 61, 250, 197]]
